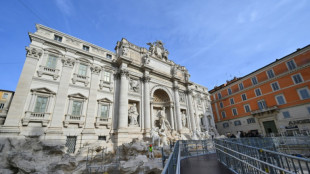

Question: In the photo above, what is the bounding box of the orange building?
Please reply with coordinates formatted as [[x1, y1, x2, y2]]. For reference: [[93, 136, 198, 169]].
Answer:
[[210, 45, 310, 136]]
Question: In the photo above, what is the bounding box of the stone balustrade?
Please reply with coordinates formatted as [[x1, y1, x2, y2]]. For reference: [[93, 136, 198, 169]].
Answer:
[[72, 73, 89, 86], [63, 114, 85, 128], [22, 111, 51, 126], [95, 117, 112, 128], [37, 65, 60, 80]]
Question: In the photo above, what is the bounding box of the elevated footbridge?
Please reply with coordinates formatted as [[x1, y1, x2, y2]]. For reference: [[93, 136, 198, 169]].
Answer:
[[162, 138, 310, 174]]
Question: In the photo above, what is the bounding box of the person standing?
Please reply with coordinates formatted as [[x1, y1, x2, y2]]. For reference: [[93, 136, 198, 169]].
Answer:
[[149, 144, 154, 159]]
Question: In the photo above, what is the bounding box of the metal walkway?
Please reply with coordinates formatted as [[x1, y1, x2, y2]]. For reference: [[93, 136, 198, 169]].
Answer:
[[162, 138, 310, 174], [180, 153, 234, 174]]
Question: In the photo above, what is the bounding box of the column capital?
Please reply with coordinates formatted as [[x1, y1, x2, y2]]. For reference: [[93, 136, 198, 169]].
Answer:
[[173, 85, 179, 90], [26, 46, 43, 60], [90, 65, 102, 75], [61, 58, 75, 68], [142, 75, 151, 83], [119, 69, 129, 78]]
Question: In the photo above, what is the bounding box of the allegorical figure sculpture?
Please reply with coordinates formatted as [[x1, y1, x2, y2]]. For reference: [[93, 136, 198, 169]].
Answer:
[[128, 103, 139, 125], [158, 107, 171, 130]]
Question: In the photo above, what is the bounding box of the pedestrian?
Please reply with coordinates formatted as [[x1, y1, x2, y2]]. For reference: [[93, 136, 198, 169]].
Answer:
[[148, 144, 154, 159]]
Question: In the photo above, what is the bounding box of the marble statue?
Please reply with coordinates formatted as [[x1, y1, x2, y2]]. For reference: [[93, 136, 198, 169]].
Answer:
[[150, 128, 160, 146], [130, 79, 139, 92], [158, 129, 168, 146], [158, 107, 171, 130], [128, 104, 139, 125]]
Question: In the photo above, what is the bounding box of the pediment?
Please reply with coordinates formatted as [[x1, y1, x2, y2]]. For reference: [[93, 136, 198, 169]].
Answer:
[[97, 98, 113, 103], [68, 93, 87, 99], [31, 87, 56, 95]]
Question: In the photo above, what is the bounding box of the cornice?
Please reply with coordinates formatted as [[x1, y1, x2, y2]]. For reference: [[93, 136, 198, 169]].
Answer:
[[35, 24, 115, 55], [29, 33, 113, 64]]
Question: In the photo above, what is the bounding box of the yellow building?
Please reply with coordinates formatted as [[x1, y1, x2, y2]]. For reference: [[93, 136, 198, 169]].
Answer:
[[0, 90, 14, 125]]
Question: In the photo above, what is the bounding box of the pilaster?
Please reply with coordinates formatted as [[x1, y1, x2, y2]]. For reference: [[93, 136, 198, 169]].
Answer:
[[45, 56, 75, 136], [1, 46, 43, 134], [186, 89, 196, 131], [82, 65, 101, 135], [173, 80, 182, 132]]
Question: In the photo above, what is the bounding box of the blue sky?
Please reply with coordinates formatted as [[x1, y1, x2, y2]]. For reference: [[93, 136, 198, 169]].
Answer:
[[1, 0, 310, 91]]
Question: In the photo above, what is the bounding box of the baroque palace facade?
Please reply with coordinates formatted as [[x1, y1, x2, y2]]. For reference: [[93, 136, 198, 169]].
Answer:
[[210, 45, 310, 136], [0, 24, 215, 151]]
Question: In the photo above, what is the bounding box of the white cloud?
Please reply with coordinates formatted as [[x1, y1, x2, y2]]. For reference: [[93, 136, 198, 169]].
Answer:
[[55, 0, 74, 16]]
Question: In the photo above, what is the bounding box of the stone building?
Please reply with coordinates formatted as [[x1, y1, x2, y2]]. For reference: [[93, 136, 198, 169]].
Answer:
[[0, 24, 215, 152], [0, 90, 14, 125], [210, 45, 310, 136]]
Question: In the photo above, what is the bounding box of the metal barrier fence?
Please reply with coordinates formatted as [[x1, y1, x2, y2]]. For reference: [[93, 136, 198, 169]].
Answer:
[[161, 140, 215, 174], [215, 139, 310, 174]]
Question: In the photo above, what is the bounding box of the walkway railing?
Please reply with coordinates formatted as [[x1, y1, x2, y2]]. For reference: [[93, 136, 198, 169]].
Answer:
[[215, 139, 310, 174], [162, 140, 214, 174]]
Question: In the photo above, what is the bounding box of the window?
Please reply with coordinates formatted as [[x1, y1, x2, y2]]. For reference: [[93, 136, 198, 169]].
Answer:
[[267, 69, 275, 78], [239, 83, 244, 90], [234, 120, 241, 126], [283, 111, 290, 118], [98, 136, 106, 141], [251, 77, 258, 85], [255, 88, 262, 96], [275, 95, 286, 105], [34, 96, 48, 113], [286, 60, 296, 70], [230, 98, 235, 105], [83, 45, 89, 51], [218, 93, 222, 99], [221, 111, 226, 118], [232, 108, 238, 116], [103, 71, 111, 83], [292, 74, 303, 84], [100, 105, 109, 119], [0, 103, 4, 109], [219, 102, 224, 108], [46, 55, 57, 69], [258, 100, 267, 110], [298, 87, 310, 100], [54, 35, 62, 42], [78, 64, 88, 76], [106, 54, 112, 59], [2, 93, 8, 99], [223, 122, 229, 128], [247, 118, 256, 124], [244, 104, 251, 113], [228, 88, 232, 95], [72, 101, 82, 116], [271, 82, 280, 91], [241, 94, 247, 101]]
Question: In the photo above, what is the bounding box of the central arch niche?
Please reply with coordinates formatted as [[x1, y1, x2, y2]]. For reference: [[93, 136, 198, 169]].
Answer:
[[151, 89, 174, 130], [153, 89, 170, 103]]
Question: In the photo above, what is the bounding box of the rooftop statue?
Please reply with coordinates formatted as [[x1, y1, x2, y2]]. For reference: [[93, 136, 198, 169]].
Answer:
[[147, 41, 169, 60]]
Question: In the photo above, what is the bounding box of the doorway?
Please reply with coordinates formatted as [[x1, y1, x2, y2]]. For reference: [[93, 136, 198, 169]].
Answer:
[[263, 121, 278, 134]]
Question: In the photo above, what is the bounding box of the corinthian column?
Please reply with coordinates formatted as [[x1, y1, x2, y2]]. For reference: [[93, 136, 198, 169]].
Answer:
[[186, 90, 196, 131], [143, 72, 151, 133], [82, 65, 101, 134], [118, 68, 129, 129], [46, 57, 75, 135], [173, 81, 182, 132], [2, 47, 43, 133]]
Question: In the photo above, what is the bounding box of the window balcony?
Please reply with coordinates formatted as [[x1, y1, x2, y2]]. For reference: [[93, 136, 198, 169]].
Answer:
[[251, 106, 278, 116], [22, 111, 51, 127], [95, 117, 112, 128], [99, 80, 113, 91], [72, 73, 89, 86], [37, 65, 60, 80], [63, 114, 85, 128]]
